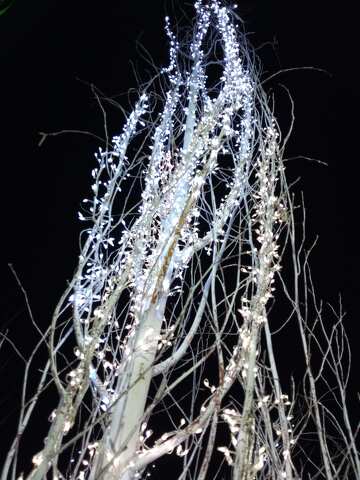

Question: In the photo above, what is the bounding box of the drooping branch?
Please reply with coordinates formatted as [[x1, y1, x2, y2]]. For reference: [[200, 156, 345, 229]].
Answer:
[[2, 2, 358, 480]]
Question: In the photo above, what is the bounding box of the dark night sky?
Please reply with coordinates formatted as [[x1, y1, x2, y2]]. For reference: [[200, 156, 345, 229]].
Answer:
[[0, 0, 359, 470]]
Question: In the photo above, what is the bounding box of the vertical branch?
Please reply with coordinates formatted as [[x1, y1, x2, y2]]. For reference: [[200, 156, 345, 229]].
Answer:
[[2, 2, 357, 480]]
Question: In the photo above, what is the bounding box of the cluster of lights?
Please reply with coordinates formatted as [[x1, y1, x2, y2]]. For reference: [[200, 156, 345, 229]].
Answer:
[[31, 2, 294, 479]]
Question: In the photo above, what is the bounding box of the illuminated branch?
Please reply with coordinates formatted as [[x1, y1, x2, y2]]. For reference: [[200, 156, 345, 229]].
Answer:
[[1, 2, 358, 480]]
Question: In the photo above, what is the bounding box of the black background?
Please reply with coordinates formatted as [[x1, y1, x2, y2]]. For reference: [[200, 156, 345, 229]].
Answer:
[[0, 0, 358, 473]]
